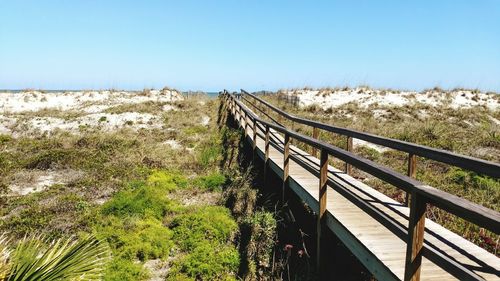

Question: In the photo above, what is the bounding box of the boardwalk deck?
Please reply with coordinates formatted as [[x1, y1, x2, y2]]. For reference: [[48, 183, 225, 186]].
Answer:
[[229, 99, 500, 281]]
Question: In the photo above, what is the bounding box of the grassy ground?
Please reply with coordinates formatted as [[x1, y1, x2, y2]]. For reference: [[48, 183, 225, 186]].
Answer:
[[252, 90, 499, 255], [0, 94, 246, 280]]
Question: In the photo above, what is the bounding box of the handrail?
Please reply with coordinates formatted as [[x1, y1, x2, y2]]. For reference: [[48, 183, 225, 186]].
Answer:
[[225, 91, 500, 233], [240, 89, 500, 179], [222, 90, 500, 281]]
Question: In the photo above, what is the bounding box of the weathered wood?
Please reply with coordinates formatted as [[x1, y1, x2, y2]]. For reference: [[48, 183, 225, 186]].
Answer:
[[252, 119, 257, 161], [312, 127, 319, 157], [230, 93, 500, 234], [317, 148, 328, 276], [244, 112, 249, 137], [405, 153, 417, 206], [405, 192, 426, 281], [224, 93, 500, 281], [264, 125, 270, 182], [283, 133, 290, 203], [241, 90, 500, 178], [345, 136, 353, 175]]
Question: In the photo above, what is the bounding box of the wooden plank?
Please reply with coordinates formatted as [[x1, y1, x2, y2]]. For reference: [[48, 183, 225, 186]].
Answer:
[[404, 192, 426, 281], [283, 133, 290, 203], [405, 153, 417, 206], [241, 91, 500, 178], [317, 148, 328, 276], [226, 95, 500, 281], [252, 119, 257, 161], [312, 127, 319, 157], [345, 136, 353, 175], [264, 125, 270, 181]]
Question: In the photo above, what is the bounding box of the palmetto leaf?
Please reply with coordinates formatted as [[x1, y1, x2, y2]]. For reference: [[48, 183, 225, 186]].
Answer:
[[6, 234, 109, 281], [0, 235, 11, 280]]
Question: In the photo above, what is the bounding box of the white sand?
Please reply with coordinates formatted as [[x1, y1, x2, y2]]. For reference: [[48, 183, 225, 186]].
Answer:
[[163, 139, 183, 150], [280, 88, 499, 111], [0, 89, 183, 136], [201, 115, 210, 126], [8, 169, 84, 196], [0, 89, 183, 114], [353, 139, 391, 153]]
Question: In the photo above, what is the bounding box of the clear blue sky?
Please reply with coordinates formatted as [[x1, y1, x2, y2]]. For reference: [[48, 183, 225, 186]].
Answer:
[[1, 1, 499, 92]]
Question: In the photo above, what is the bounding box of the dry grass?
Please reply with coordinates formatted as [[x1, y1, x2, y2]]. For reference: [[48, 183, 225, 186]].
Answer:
[[252, 93, 500, 255]]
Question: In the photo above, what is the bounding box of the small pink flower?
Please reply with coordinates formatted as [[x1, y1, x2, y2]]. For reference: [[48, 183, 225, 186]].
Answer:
[[284, 244, 293, 251], [297, 249, 304, 257]]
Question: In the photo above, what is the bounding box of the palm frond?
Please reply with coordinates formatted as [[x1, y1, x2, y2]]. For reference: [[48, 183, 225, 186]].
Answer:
[[6, 234, 109, 281], [0, 234, 11, 280]]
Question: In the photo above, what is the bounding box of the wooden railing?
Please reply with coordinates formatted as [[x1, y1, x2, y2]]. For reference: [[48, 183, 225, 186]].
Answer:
[[221, 90, 500, 281], [240, 89, 500, 205]]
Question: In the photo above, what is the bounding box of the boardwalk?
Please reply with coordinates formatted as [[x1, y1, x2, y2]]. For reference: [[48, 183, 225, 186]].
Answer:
[[222, 92, 500, 281]]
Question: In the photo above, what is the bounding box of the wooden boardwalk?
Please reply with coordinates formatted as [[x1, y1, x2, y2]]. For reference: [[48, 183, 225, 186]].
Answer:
[[223, 93, 500, 281]]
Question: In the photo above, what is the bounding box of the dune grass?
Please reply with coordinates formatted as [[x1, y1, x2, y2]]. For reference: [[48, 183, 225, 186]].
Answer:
[[0, 94, 248, 280], [255, 91, 499, 255]]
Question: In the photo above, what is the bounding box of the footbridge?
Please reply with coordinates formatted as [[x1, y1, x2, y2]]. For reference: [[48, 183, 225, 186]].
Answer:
[[220, 90, 500, 281]]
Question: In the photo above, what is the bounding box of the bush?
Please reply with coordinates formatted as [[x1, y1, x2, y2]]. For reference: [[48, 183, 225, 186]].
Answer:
[[195, 172, 227, 191], [24, 149, 75, 169], [0, 134, 11, 144], [96, 216, 173, 261], [101, 184, 177, 219], [242, 211, 276, 270], [101, 171, 185, 219], [198, 144, 222, 168], [167, 206, 239, 280], [170, 206, 237, 250], [169, 242, 239, 281], [147, 170, 188, 191], [103, 257, 149, 281]]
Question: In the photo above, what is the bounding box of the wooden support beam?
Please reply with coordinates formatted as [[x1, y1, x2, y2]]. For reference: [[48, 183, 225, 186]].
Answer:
[[252, 119, 257, 162], [264, 125, 270, 182], [244, 113, 248, 136], [317, 148, 328, 276], [404, 192, 426, 281], [345, 136, 353, 175], [405, 153, 417, 206], [312, 127, 319, 157], [283, 133, 290, 203]]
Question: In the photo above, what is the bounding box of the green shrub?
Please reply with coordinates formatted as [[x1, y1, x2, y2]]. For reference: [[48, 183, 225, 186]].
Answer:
[[147, 170, 188, 191], [0, 134, 11, 144], [183, 125, 208, 136], [242, 211, 276, 270], [24, 149, 75, 169], [170, 206, 237, 250], [101, 184, 177, 219], [96, 215, 173, 261], [169, 242, 239, 281], [195, 172, 227, 191], [103, 257, 149, 281], [101, 171, 186, 219], [167, 206, 239, 280], [198, 145, 222, 168]]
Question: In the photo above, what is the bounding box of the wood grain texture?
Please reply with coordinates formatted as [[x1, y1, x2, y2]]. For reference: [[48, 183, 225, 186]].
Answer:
[[225, 92, 500, 281]]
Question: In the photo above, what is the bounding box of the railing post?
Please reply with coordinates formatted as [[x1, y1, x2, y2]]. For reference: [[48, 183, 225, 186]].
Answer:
[[404, 192, 426, 281], [236, 103, 240, 124], [345, 136, 353, 175], [264, 125, 270, 182], [244, 112, 249, 137], [317, 148, 328, 277], [282, 133, 290, 203], [405, 153, 417, 206], [312, 127, 319, 157], [252, 118, 257, 162]]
